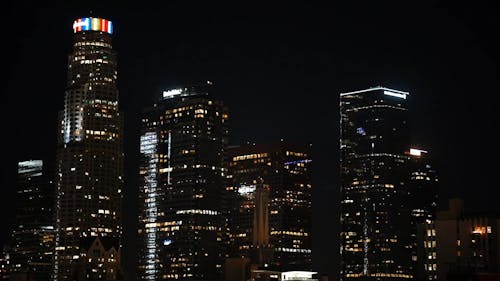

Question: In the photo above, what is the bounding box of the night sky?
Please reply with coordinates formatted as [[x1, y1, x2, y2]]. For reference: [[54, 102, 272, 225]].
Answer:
[[2, 1, 500, 280]]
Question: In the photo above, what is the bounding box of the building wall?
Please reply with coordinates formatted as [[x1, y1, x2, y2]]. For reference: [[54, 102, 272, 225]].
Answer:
[[436, 199, 500, 280]]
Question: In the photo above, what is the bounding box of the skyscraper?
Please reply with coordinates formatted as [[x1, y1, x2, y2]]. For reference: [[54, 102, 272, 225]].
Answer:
[[138, 83, 228, 280], [340, 86, 412, 280], [226, 142, 313, 270], [54, 17, 124, 280], [8, 160, 54, 281]]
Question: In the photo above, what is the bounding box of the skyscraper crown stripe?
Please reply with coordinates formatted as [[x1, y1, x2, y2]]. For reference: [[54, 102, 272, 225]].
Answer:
[[73, 17, 113, 34]]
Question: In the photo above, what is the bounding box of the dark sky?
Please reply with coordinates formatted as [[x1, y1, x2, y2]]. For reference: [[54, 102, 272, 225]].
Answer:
[[2, 1, 500, 280]]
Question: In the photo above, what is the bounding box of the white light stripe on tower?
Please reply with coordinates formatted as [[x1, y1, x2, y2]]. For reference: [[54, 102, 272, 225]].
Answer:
[[340, 86, 410, 97], [384, 90, 407, 99], [163, 88, 182, 99], [167, 131, 172, 185]]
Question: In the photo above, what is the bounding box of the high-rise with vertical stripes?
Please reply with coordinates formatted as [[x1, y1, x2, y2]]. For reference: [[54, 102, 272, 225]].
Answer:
[[138, 83, 228, 280], [54, 17, 124, 281], [340, 87, 412, 280]]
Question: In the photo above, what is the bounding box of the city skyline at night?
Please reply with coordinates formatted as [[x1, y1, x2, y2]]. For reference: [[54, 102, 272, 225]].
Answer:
[[3, 2, 500, 281]]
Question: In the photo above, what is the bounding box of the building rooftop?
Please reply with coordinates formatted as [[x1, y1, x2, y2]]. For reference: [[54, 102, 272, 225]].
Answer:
[[340, 86, 410, 98]]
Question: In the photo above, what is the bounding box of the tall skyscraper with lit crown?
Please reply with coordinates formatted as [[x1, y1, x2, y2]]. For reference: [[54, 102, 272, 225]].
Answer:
[[340, 86, 413, 280], [54, 17, 124, 281]]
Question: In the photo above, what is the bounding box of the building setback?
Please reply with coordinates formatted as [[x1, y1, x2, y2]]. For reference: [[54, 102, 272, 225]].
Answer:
[[226, 142, 312, 271], [54, 17, 124, 281], [340, 86, 413, 280], [137, 83, 228, 280], [8, 160, 54, 281]]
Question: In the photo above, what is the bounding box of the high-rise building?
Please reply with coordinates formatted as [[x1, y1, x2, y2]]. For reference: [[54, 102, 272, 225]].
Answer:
[[138, 83, 228, 280], [226, 142, 313, 270], [8, 160, 54, 281], [407, 149, 439, 281], [54, 17, 124, 281], [340, 86, 413, 280]]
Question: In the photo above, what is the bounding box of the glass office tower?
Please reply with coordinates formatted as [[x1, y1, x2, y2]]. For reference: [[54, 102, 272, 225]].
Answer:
[[138, 83, 228, 280], [340, 87, 412, 280]]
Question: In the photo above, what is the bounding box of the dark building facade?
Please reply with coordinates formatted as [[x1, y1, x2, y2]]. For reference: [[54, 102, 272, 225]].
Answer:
[[226, 142, 312, 271], [340, 86, 413, 280], [436, 199, 500, 281], [0, 247, 9, 280], [7, 160, 54, 281], [54, 17, 124, 280], [138, 83, 228, 280]]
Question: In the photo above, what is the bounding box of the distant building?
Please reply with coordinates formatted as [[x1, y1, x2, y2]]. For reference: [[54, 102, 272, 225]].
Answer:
[[436, 199, 500, 280], [340, 87, 413, 280], [226, 142, 312, 271], [407, 149, 439, 280], [137, 83, 228, 280], [8, 160, 54, 281]]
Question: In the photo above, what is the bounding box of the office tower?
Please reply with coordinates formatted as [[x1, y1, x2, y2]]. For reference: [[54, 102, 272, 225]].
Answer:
[[226, 143, 312, 270], [435, 199, 500, 281], [54, 17, 123, 280], [8, 160, 54, 280], [340, 86, 412, 280], [138, 83, 228, 280], [407, 149, 439, 281]]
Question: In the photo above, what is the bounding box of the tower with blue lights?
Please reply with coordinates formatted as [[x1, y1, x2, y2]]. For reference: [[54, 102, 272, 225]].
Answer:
[[340, 87, 413, 280], [53, 17, 124, 281]]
